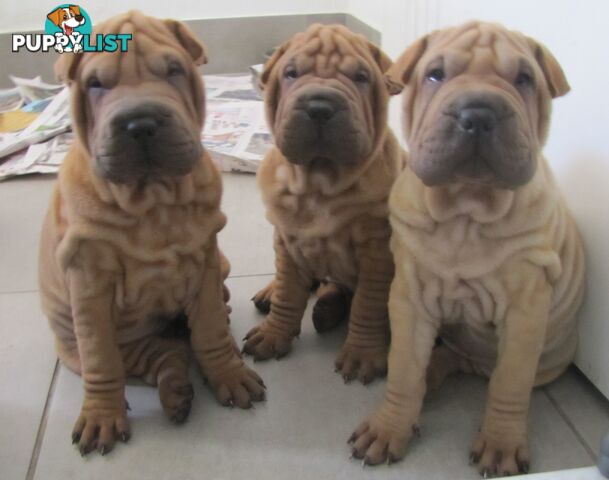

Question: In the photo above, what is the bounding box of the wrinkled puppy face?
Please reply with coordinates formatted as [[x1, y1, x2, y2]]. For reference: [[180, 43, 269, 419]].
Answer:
[[55, 11, 207, 184], [261, 24, 396, 168], [387, 22, 570, 188]]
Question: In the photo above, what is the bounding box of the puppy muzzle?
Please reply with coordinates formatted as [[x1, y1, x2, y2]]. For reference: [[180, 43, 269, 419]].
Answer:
[[276, 86, 372, 167], [412, 90, 535, 188], [94, 102, 202, 184]]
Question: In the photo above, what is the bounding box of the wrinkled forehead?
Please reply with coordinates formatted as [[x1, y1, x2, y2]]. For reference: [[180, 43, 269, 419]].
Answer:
[[427, 23, 535, 78], [78, 13, 189, 86], [285, 26, 372, 77]]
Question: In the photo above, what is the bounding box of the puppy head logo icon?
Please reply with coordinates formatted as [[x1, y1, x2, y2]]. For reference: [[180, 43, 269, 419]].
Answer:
[[45, 5, 92, 52]]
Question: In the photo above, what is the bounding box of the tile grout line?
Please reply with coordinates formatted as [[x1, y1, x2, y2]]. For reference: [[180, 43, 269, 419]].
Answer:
[[227, 272, 274, 279], [0, 272, 277, 293], [543, 386, 597, 462], [0, 289, 38, 296], [25, 359, 60, 480]]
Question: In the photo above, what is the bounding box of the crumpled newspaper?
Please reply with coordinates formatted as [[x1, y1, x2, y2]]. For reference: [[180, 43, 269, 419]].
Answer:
[[0, 74, 273, 181]]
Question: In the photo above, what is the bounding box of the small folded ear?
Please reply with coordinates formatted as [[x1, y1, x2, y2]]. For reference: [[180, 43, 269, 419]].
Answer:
[[384, 35, 428, 93], [54, 51, 83, 84], [528, 37, 570, 98], [367, 41, 392, 73], [71, 6, 81, 16], [365, 40, 403, 95], [258, 40, 290, 91], [164, 19, 208, 66]]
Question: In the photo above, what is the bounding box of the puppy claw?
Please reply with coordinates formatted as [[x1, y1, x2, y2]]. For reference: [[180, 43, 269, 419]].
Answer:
[[387, 453, 396, 465], [412, 425, 421, 437], [469, 452, 480, 465], [120, 432, 129, 443], [347, 432, 357, 444], [99, 445, 106, 456], [71, 432, 81, 444], [518, 461, 530, 474]]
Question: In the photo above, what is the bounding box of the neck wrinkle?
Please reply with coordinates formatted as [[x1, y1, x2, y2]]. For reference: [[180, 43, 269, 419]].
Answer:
[[82, 152, 217, 217], [422, 155, 552, 226], [280, 128, 389, 197]]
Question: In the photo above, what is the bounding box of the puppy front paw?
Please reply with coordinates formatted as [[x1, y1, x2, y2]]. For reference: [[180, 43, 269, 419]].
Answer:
[[470, 430, 530, 477], [349, 412, 417, 465], [72, 403, 130, 456], [335, 342, 388, 384], [207, 364, 266, 409], [242, 322, 296, 360]]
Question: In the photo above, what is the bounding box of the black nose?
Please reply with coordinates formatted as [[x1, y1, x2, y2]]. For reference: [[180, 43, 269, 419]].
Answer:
[[75, 15, 84, 22], [457, 107, 497, 134], [126, 117, 158, 139], [306, 99, 335, 122]]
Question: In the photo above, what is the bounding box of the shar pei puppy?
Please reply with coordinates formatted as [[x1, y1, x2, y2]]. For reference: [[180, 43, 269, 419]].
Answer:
[[39, 11, 265, 456], [242, 24, 406, 384], [349, 21, 585, 476]]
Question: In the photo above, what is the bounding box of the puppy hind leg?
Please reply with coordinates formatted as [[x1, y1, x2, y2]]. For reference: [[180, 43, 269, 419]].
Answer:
[[219, 249, 232, 318], [252, 278, 318, 315], [252, 279, 275, 314], [312, 281, 352, 333], [123, 337, 194, 424], [426, 344, 472, 392]]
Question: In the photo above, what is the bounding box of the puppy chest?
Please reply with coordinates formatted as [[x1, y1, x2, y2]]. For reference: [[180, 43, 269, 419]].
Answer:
[[115, 251, 206, 317], [101, 206, 218, 316], [417, 273, 507, 327], [284, 233, 357, 285], [69, 217, 214, 318]]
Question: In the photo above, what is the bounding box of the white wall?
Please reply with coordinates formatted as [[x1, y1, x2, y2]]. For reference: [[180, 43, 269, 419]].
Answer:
[[363, 0, 609, 398], [0, 0, 348, 33]]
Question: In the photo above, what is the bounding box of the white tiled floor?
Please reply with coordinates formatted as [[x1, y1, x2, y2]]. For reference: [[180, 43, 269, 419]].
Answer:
[[1, 173, 608, 480]]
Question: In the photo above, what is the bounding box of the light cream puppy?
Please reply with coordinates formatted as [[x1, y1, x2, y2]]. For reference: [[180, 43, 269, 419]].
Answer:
[[349, 21, 585, 476]]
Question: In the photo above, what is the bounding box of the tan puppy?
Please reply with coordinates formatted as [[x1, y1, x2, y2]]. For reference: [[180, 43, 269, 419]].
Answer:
[[242, 24, 405, 384], [39, 11, 264, 456], [349, 21, 585, 476]]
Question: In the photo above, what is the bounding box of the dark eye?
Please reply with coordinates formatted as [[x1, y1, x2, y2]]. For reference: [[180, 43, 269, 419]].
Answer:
[[284, 66, 298, 80], [354, 71, 370, 84], [167, 62, 185, 77], [515, 72, 533, 88], [425, 68, 445, 83], [86, 77, 103, 90]]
